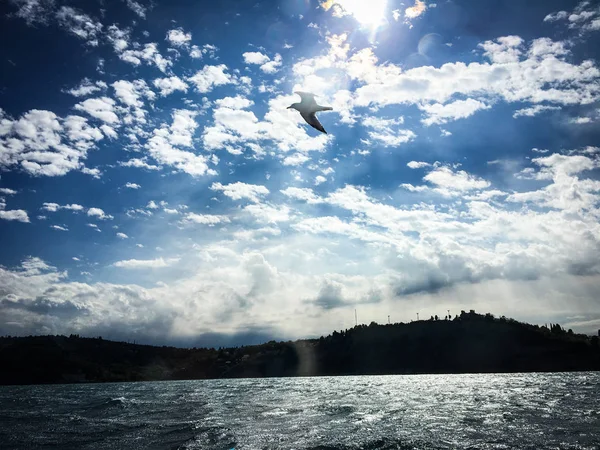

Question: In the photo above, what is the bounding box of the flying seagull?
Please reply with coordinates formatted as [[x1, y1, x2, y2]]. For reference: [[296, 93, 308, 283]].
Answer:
[[287, 91, 333, 134]]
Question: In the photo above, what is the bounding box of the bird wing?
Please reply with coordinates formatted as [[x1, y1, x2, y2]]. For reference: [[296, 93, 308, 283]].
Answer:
[[294, 91, 317, 106], [301, 111, 327, 134]]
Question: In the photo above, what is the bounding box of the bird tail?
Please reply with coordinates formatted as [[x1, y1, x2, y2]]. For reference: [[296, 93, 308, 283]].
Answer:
[[316, 106, 333, 112]]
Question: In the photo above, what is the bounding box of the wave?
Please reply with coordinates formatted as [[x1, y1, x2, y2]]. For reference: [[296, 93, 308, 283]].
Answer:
[[87, 396, 132, 411], [305, 438, 447, 450]]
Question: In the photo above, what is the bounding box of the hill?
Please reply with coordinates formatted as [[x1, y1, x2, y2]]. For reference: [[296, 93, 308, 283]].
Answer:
[[1, 311, 599, 385]]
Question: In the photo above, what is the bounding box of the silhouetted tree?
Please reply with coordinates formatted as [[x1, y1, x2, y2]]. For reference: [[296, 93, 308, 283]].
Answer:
[[1, 312, 600, 385]]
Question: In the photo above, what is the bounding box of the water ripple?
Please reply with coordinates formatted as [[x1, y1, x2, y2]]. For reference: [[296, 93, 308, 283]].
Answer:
[[0, 372, 599, 449]]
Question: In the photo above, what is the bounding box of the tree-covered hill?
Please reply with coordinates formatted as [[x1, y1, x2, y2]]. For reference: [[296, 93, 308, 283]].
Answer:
[[1, 311, 599, 385]]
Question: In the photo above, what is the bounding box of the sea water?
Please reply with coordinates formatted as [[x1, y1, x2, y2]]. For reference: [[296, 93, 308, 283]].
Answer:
[[1, 372, 599, 449]]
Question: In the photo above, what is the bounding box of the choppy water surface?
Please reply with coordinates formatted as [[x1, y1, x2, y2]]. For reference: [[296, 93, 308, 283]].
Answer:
[[1, 372, 599, 449]]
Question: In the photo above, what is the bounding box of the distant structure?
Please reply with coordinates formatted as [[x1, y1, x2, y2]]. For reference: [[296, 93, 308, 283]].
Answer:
[[417, 313, 419, 321], [355, 309, 357, 327], [388, 315, 390, 324]]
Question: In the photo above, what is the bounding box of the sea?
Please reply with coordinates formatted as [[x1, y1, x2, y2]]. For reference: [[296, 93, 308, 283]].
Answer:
[[0, 372, 599, 449]]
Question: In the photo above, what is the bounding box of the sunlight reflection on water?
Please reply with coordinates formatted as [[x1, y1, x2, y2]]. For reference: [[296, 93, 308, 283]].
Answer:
[[0, 372, 599, 449]]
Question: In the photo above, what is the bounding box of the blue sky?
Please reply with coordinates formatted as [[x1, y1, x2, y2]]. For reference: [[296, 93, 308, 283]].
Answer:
[[1, 0, 600, 347]]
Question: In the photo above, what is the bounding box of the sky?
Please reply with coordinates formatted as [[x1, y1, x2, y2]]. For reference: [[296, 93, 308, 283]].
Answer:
[[1, 0, 600, 347]]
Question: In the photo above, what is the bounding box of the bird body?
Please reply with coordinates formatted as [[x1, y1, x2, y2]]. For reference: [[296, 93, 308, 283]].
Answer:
[[288, 91, 333, 134]]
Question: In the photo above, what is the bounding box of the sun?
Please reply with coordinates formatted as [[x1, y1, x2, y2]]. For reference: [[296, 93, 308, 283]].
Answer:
[[322, 0, 388, 27]]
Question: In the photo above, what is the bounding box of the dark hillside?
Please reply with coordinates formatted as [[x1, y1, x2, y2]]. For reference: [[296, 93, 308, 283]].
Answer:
[[1, 311, 599, 385]]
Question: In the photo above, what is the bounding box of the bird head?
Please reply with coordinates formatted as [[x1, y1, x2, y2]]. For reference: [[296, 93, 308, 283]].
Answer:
[[287, 103, 298, 111]]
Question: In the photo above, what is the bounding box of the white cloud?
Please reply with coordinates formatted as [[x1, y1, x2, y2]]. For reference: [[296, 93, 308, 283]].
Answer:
[[74, 159, 101, 179], [63, 116, 103, 145], [528, 37, 569, 59], [479, 35, 523, 64], [113, 257, 180, 269], [74, 97, 119, 124], [404, 0, 427, 19], [87, 223, 100, 231], [119, 158, 161, 171], [370, 131, 415, 147], [124, 0, 146, 18], [336, 33, 600, 117], [283, 153, 310, 166], [315, 175, 327, 185], [281, 187, 322, 204], [124, 182, 141, 189], [571, 117, 593, 124], [210, 182, 269, 202], [87, 207, 113, 220], [181, 213, 230, 226], [116, 232, 128, 239], [112, 80, 154, 108], [41, 202, 60, 212], [260, 54, 282, 74], [189, 45, 203, 59], [63, 204, 84, 211], [166, 28, 191, 47], [544, 10, 569, 22], [55, 6, 103, 46], [420, 99, 490, 126], [544, 2, 600, 33], [188, 43, 218, 59], [215, 96, 253, 109], [100, 124, 118, 139], [407, 161, 431, 169], [513, 105, 562, 118], [508, 152, 600, 213], [51, 224, 68, 231], [120, 43, 172, 73], [243, 51, 270, 65], [42, 202, 85, 213], [8, 0, 56, 25], [244, 203, 291, 223], [362, 116, 416, 147], [153, 76, 188, 96], [0, 205, 29, 222], [66, 78, 107, 97], [145, 109, 214, 177], [106, 24, 131, 52], [0, 188, 17, 195], [0, 109, 103, 177], [187, 65, 233, 93], [424, 166, 491, 192], [320, 0, 400, 26]]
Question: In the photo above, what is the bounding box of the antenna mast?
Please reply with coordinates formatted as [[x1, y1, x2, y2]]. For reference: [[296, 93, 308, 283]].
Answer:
[[355, 309, 357, 326]]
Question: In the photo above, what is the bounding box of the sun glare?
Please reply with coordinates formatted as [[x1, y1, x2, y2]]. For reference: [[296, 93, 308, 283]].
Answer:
[[324, 0, 388, 27]]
